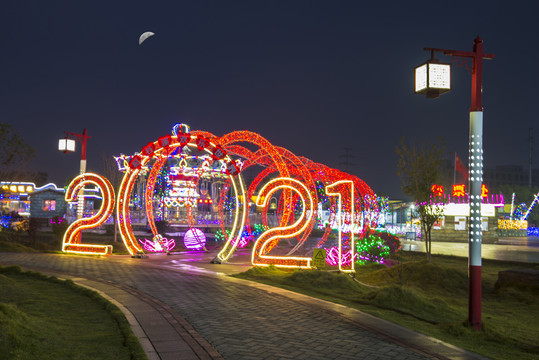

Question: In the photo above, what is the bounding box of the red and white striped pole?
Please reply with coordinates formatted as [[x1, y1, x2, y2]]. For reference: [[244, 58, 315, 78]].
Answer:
[[468, 37, 486, 330], [417, 37, 494, 330]]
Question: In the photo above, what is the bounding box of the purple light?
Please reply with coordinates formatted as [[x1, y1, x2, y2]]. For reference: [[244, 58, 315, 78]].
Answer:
[[184, 228, 207, 250], [325, 246, 356, 266], [138, 236, 176, 252]]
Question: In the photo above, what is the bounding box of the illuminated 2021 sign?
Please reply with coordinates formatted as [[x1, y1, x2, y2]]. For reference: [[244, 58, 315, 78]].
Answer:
[[63, 126, 377, 271]]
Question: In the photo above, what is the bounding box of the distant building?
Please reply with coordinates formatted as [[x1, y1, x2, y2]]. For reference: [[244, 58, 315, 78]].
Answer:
[[1, 182, 37, 216], [29, 184, 67, 220]]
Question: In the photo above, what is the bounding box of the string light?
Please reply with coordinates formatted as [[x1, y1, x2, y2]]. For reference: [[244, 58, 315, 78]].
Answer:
[[65, 124, 379, 265], [62, 173, 115, 255], [252, 177, 313, 269]]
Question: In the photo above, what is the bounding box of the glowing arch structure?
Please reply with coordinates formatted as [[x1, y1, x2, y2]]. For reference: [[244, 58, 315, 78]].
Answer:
[[65, 123, 380, 271], [116, 131, 247, 257]]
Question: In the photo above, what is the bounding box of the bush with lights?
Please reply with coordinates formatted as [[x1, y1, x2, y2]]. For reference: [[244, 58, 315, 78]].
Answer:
[[215, 223, 269, 248], [354, 230, 399, 265]]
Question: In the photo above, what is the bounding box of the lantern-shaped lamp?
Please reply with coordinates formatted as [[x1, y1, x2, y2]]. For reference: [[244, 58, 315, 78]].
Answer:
[[58, 138, 76, 153], [414, 59, 451, 98]]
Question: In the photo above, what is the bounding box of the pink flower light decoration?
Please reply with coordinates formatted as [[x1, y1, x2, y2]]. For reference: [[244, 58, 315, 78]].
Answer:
[[138, 235, 176, 253], [325, 246, 356, 266]]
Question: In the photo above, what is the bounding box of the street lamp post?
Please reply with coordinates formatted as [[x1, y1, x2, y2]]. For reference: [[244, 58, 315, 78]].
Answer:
[[414, 37, 495, 330], [58, 129, 91, 220]]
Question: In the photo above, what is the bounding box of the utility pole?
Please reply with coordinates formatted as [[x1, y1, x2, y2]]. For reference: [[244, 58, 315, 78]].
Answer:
[[340, 147, 356, 174], [529, 128, 534, 189]]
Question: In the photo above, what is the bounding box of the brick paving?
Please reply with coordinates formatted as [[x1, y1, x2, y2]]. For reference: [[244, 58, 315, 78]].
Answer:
[[0, 252, 487, 360]]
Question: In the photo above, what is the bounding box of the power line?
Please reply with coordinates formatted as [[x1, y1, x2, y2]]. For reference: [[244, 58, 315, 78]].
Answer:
[[339, 147, 356, 174]]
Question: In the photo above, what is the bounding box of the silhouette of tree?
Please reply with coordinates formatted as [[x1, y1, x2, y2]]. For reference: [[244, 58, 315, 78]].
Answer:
[[396, 137, 446, 262]]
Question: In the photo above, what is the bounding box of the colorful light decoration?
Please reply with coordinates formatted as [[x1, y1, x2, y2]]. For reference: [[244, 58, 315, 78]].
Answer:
[[522, 192, 539, 220], [62, 124, 379, 269], [138, 235, 176, 253], [452, 184, 466, 197], [325, 180, 355, 273], [252, 177, 314, 269], [498, 219, 528, 230], [431, 184, 444, 197], [184, 228, 207, 250], [355, 233, 390, 265], [325, 246, 356, 266], [62, 173, 115, 255], [115, 126, 247, 258]]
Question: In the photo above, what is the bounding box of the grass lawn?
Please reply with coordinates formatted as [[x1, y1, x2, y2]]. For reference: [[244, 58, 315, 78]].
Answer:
[[0, 265, 147, 360], [231, 252, 539, 360]]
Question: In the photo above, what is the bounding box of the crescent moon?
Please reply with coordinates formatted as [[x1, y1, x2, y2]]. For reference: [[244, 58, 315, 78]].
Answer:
[[139, 32, 155, 45]]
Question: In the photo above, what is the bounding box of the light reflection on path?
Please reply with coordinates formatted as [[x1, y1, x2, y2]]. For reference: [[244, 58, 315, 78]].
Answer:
[[402, 237, 539, 263]]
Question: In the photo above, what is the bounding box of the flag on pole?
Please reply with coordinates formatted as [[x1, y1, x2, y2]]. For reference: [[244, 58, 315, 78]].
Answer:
[[455, 152, 468, 183]]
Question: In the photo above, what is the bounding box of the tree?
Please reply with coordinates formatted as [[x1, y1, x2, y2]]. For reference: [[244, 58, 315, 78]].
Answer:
[[0, 124, 36, 181], [396, 137, 446, 262]]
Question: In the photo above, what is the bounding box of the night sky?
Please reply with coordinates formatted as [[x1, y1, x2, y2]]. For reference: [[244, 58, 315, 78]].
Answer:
[[2, 1, 537, 199]]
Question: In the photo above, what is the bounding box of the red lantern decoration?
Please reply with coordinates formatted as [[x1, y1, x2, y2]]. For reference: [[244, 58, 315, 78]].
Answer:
[[177, 132, 191, 146], [158, 135, 172, 148], [226, 160, 239, 175], [141, 142, 155, 157], [212, 146, 227, 161], [196, 135, 210, 151], [129, 155, 142, 170]]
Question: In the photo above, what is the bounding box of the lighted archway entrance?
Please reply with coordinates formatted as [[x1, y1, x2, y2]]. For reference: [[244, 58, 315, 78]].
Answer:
[[116, 125, 247, 261]]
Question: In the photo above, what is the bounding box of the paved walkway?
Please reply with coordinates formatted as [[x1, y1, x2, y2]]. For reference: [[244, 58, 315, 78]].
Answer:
[[0, 251, 488, 360]]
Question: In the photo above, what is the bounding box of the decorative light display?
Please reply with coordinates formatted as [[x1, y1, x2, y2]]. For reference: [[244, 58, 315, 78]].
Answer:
[[452, 184, 466, 197], [138, 234, 176, 252], [527, 227, 539, 236], [481, 184, 489, 198], [355, 232, 390, 265], [510, 193, 516, 220], [62, 124, 378, 272], [115, 125, 247, 257], [498, 219, 528, 230], [522, 192, 539, 220], [513, 203, 528, 220], [62, 173, 115, 255], [325, 180, 355, 272], [184, 228, 207, 250], [325, 246, 356, 266], [431, 184, 444, 197], [252, 177, 314, 269], [216, 224, 268, 248]]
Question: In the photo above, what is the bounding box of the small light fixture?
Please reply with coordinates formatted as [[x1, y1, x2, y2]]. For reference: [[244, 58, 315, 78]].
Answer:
[[415, 57, 451, 98], [58, 137, 76, 153]]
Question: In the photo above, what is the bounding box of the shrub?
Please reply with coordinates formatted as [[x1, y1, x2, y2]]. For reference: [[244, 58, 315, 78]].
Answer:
[[27, 218, 40, 243], [356, 233, 390, 264], [376, 230, 401, 255], [51, 216, 68, 241]]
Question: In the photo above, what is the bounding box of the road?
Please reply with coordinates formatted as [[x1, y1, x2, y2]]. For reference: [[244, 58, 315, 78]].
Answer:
[[401, 237, 539, 263]]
